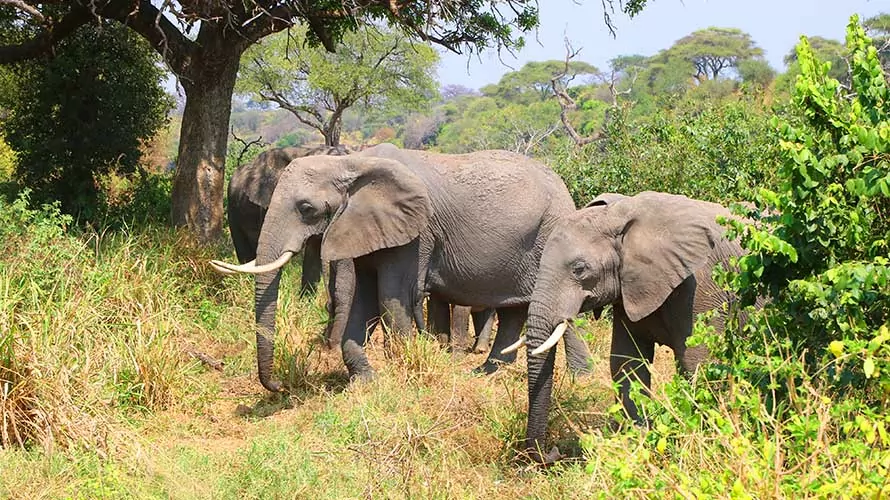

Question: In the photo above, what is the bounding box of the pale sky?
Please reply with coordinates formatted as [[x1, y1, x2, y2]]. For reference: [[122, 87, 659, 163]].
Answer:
[[436, 0, 887, 89]]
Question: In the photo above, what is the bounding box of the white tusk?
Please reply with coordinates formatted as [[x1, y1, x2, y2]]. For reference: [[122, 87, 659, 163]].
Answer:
[[209, 251, 294, 274], [500, 335, 526, 355], [210, 261, 240, 275], [530, 321, 568, 356]]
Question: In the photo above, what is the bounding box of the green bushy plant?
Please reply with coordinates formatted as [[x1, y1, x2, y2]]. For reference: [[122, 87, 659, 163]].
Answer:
[[549, 94, 780, 207], [596, 16, 890, 497]]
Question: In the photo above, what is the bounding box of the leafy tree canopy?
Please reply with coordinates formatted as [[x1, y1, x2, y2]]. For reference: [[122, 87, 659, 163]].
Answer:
[[237, 25, 439, 147], [666, 27, 764, 81], [1, 22, 171, 216], [481, 60, 599, 104]]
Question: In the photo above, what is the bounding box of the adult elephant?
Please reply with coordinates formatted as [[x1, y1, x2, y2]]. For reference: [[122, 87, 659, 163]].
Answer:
[[223, 144, 347, 296], [218, 143, 494, 353], [515, 191, 751, 463], [211, 143, 592, 391]]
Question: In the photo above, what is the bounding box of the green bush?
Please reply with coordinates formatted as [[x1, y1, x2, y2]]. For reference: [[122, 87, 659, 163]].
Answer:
[[548, 94, 781, 207], [2, 22, 172, 219], [600, 16, 890, 497]]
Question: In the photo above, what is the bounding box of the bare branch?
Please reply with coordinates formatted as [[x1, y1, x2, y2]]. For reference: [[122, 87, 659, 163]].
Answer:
[[550, 38, 602, 148], [230, 127, 268, 167]]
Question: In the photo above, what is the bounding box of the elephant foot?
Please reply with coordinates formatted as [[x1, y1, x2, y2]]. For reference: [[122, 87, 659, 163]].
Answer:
[[348, 369, 375, 384], [524, 445, 564, 465], [471, 341, 490, 354], [472, 360, 504, 375]]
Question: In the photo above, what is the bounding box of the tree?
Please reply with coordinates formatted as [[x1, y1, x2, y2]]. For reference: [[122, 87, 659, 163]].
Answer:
[[864, 13, 890, 69], [668, 27, 764, 82], [0, 0, 542, 243], [783, 36, 846, 81], [481, 60, 599, 104], [737, 58, 775, 88], [238, 26, 438, 148], [1, 22, 170, 215]]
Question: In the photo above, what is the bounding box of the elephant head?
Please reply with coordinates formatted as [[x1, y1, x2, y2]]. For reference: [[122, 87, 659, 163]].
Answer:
[[212, 155, 431, 392], [523, 191, 728, 461]]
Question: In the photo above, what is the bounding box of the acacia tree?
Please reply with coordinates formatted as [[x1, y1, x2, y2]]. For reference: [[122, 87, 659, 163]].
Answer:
[[0, 1, 545, 242], [237, 26, 438, 148], [668, 27, 764, 82]]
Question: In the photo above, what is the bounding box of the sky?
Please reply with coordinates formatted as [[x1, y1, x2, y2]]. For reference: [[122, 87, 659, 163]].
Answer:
[[435, 0, 887, 90]]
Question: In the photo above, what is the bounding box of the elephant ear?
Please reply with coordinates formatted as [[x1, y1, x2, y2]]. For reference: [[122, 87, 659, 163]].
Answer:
[[321, 157, 431, 261], [584, 192, 627, 208], [617, 191, 722, 322]]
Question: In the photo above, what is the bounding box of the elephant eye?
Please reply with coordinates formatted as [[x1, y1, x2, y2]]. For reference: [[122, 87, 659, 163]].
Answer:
[[297, 201, 317, 218], [571, 260, 590, 279]]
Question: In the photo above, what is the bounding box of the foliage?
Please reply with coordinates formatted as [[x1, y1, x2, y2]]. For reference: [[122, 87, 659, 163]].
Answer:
[[666, 27, 765, 81], [864, 13, 890, 69], [1, 22, 171, 217], [238, 26, 439, 147], [0, 132, 14, 180], [549, 94, 781, 206], [624, 15, 890, 497], [480, 60, 599, 105]]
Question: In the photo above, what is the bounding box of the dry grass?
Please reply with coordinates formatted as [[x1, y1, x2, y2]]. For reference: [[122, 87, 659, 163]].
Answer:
[[5, 197, 879, 499]]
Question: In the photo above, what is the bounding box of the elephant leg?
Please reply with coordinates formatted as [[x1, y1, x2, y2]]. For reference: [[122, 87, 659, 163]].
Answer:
[[450, 305, 471, 352], [375, 242, 420, 356], [470, 308, 496, 354], [474, 306, 527, 374], [427, 295, 451, 346], [300, 235, 323, 297], [341, 265, 379, 382], [324, 259, 355, 349], [610, 316, 654, 424], [564, 324, 594, 376]]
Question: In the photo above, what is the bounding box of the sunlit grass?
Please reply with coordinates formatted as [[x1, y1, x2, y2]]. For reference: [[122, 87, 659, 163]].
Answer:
[[1, 193, 885, 498]]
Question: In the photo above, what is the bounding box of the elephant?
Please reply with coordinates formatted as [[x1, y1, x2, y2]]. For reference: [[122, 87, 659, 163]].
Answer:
[[517, 191, 751, 463], [224, 144, 348, 296], [211, 143, 593, 391], [220, 144, 497, 354]]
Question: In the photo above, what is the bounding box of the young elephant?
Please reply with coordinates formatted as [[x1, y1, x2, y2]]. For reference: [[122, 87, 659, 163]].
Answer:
[[519, 191, 748, 463], [212, 144, 593, 391]]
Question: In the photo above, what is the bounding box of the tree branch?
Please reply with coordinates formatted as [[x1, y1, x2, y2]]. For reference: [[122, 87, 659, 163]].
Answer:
[[230, 127, 268, 167], [100, 0, 195, 76], [0, 5, 91, 63], [0, 0, 45, 22], [551, 38, 603, 148]]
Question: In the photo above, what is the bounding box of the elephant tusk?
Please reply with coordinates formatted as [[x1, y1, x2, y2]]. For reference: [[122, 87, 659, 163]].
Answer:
[[209, 251, 294, 274], [500, 335, 526, 355], [210, 259, 254, 275], [530, 321, 568, 356]]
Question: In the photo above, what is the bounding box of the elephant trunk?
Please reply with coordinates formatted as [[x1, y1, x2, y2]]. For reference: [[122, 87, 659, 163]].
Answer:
[[252, 219, 308, 392], [524, 298, 561, 462], [254, 267, 283, 392]]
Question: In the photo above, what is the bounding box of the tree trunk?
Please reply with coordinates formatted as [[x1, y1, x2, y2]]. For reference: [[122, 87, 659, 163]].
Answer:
[[323, 107, 345, 147], [170, 43, 243, 243]]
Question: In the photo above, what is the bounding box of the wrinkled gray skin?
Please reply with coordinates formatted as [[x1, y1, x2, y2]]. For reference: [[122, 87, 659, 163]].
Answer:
[[227, 145, 348, 296], [229, 145, 495, 353], [251, 144, 592, 391], [524, 191, 749, 463]]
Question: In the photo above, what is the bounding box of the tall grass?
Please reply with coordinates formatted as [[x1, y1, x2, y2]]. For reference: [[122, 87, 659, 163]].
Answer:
[[0, 189, 886, 498]]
